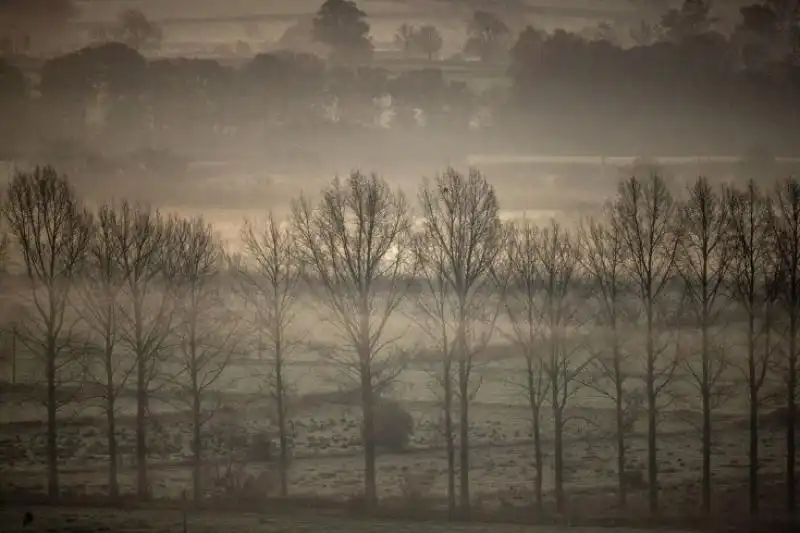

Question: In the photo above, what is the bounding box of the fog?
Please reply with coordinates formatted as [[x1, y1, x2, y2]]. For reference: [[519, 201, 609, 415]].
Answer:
[[1, 1, 800, 531]]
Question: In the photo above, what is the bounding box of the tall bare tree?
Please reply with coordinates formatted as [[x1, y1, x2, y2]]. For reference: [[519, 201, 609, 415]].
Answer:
[[75, 203, 130, 499], [771, 177, 800, 514], [168, 216, 239, 501], [2, 166, 92, 498], [412, 229, 459, 515], [502, 218, 549, 513], [239, 212, 303, 497], [675, 176, 733, 514], [291, 171, 412, 508], [111, 201, 180, 500], [614, 173, 682, 515], [536, 220, 588, 514], [579, 206, 638, 509], [728, 180, 779, 515], [418, 167, 504, 516]]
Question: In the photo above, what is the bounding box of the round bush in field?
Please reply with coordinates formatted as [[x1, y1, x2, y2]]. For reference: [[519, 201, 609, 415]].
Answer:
[[372, 400, 414, 452]]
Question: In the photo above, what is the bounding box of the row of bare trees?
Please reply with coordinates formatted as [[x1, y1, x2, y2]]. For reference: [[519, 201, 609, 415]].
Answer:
[[1, 165, 799, 520]]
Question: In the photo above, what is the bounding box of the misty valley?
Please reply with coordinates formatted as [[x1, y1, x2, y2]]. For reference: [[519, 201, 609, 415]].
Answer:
[[1, 1, 800, 533]]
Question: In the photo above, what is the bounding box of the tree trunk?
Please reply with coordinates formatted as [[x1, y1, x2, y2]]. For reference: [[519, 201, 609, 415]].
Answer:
[[275, 349, 289, 497], [701, 315, 711, 515], [614, 359, 626, 510], [46, 335, 59, 499], [531, 398, 543, 513], [105, 350, 119, 500], [646, 304, 658, 515], [444, 364, 456, 517], [788, 315, 797, 515], [458, 358, 470, 517], [553, 405, 565, 514], [192, 391, 202, 502], [136, 352, 148, 500], [361, 360, 377, 509], [748, 312, 759, 516], [134, 296, 149, 501]]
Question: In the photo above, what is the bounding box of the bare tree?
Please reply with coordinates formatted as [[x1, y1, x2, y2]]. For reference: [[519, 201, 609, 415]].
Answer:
[[728, 180, 779, 515], [412, 229, 458, 515], [502, 218, 549, 513], [75, 203, 130, 499], [771, 176, 800, 514], [614, 173, 682, 515], [111, 201, 180, 500], [675, 176, 733, 514], [2, 166, 92, 498], [238, 212, 303, 497], [579, 205, 638, 510], [535, 220, 589, 514], [167, 216, 240, 502], [291, 171, 412, 508], [418, 167, 505, 516]]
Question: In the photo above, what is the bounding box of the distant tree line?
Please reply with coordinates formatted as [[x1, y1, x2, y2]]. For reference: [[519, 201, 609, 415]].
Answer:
[[1, 0, 799, 157], [2, 164, 800, 520]]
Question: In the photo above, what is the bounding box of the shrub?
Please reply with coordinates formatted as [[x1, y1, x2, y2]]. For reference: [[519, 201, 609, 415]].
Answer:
[[372, 400, 414, 452]]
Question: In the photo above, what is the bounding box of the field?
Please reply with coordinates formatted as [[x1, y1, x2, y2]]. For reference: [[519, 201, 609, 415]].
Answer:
[[0, 505, 701, 533]]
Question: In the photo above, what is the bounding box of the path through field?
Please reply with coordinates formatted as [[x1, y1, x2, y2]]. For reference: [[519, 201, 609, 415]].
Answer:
[[0, 505, 693, 533]]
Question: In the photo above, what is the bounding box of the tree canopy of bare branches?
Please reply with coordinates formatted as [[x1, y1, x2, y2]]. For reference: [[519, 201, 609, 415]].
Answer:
[[291, 171, 413, 508]]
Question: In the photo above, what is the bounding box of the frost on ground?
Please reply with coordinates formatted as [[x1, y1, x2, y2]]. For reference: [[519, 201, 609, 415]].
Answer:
[[0, 506, 692, 533]]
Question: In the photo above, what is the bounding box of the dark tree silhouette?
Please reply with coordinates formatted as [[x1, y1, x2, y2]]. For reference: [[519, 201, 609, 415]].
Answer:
[[414, 25, 444, 61], [771, 177, 800, 514], [579, 205, 639, 510], [614, 173, 682, 515], [239, 213, 304, 497], [292, 171, 412, 509], [676, 176, 733, 515], [728, 180, 780, 515], [503, 218, 550, 513], [313, 0, 373, 64], [2, 167, 92, 498], [418, 167, 505, 517]]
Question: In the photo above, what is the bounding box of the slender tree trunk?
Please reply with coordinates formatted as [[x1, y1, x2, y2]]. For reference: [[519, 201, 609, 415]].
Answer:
[[788, 313, 797, 515], [361, 359, 377, 509], [192, 388, 202, 502], [614, 344, 627, 509], [553, 405, 564, 514], [458, 356, 470, 516], [136, 353, 148, 500], [134, 295, 149, 501], [10, 327, 16, 385], [444, 364, 456, 517], [701, 310, 712, 515], [46, 334, 59, 499], [527, 362, 543, 513], [748, 306, 759, 515], [646, 302, 658, 515], [275, 346, 289, 497], [359, 297, 377, 510], [105, 346, 119, 499]]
